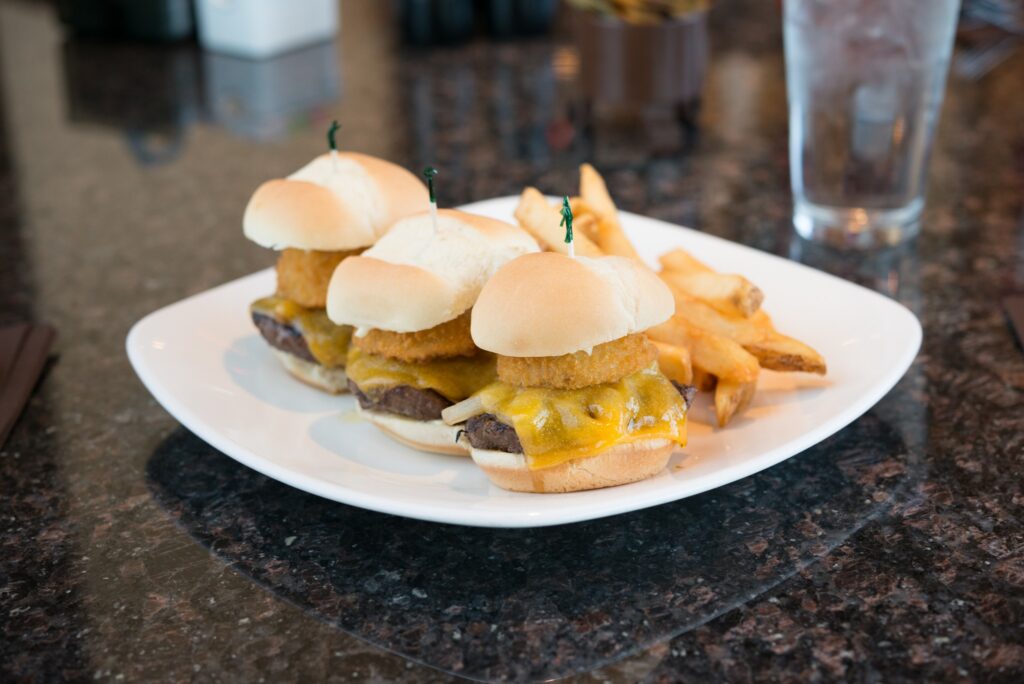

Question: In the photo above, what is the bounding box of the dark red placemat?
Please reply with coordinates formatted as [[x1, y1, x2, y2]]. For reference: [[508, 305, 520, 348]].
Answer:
[[0, 323, 56, 448], [1005, 296, 1024, 352]]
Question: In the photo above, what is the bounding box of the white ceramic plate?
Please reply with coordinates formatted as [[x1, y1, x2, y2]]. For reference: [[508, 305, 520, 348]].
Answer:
[[127, 196, 921, 528]]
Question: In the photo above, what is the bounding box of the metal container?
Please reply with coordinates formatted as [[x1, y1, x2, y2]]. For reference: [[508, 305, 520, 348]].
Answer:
[[574, 10, 709, 105]]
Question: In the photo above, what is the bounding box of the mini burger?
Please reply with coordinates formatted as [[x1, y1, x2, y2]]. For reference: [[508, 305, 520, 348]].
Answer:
[[243, 151, 427, 392], [444, 251, 696, 493], [326, 209, 538, 454]]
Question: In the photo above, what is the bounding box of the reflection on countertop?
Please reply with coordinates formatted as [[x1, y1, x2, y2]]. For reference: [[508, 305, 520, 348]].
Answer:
[[60, 34, 341, 165], [145, 407, 922, 681]]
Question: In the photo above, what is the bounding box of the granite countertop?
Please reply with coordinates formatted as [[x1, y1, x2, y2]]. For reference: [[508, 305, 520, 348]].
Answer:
[[2, 1, 1023, 682]]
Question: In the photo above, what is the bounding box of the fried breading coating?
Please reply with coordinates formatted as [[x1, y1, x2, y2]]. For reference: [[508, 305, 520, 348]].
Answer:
[[497, 333, 657, 389], [353, 309, 476, 362], [276, 248, 360, 309]]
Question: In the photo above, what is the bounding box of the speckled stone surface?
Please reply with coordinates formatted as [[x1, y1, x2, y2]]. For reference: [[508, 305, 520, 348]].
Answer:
[[1, 0, 1022, 682]]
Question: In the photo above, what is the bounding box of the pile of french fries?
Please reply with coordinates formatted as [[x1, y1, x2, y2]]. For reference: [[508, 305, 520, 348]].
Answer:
[[514, 165, 827, 428]]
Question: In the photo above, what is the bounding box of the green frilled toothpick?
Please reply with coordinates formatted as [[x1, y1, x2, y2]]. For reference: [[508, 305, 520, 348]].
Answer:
[[560, 195, 575, 258], [423, 166, 439, 233], [327, 120, 341, 170]]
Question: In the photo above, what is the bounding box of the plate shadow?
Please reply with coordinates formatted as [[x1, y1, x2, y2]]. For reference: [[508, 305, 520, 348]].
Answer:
[[147, 405, 924, 682]]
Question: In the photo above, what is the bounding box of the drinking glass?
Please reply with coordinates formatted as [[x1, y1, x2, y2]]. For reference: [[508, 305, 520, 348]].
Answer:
[[784, 0, 961, 248]]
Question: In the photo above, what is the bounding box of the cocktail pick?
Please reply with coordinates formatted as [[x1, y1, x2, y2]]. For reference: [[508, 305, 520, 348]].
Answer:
[[327, 120, 341, 171], [423, 166, 439, 233], [560, 195, 575, 258]]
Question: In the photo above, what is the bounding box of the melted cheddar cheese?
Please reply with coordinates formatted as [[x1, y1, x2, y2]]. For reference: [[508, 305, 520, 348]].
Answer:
[[251, 297, 353, 368], [346, 347, 496, 402], [476, 364, 688, 470]]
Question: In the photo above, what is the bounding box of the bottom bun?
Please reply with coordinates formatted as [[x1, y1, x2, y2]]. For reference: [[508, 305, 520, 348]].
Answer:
[[273, 350, 349, 394], [357, 404, 467, 455], [468, 439, 676, 493]]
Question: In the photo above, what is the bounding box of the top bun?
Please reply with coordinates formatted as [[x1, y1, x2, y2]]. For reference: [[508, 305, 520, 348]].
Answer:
[[327, 210, 538, 333], [242, 152, 427, 251], [471, 252, 673, 357]]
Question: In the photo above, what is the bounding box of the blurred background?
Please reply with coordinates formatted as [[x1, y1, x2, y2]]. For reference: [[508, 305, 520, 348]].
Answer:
[[12, 1, 1023, 186], [0, 0, 1021, 296]]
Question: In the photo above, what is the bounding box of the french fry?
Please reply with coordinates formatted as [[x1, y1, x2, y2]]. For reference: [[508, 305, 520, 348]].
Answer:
[[579, 164, 641, 260], [743, 335, 826, 375], [750, 309, 773, 329], [666, 290, 827, 374], [514, 187, 603, 257], [660, 268, 764, 319], [714, 378, 756, 427], [568, 196, 595, 219], [650, 316, 758, 425], [652, 340, 693, 385], [567, 198, 603, 242], [579, 164, 617, 218], [648, 316, 760, 383], [691, 367, 716, 392], [660, 248, 764, 318], [572, 213, 601, 243], [596, 217, 642, 260], [659, 248, 713, 274]]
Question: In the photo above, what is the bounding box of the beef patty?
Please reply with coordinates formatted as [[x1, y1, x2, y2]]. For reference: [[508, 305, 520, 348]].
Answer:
[[348, 380, 452, 421], [252, 312, 317, 364], [463, 413, 523, 453], [464, 382, 698, 454], [672, 381, 698, 411]]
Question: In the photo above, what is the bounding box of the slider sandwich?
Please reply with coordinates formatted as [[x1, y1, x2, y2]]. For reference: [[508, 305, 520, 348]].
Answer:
[[243, 150, 427, 392], [326, 209, 538, 453], [444, 251, 696, 493]]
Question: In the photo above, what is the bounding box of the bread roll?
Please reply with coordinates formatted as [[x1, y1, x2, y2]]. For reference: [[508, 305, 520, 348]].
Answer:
[[243, 152, 427, 251], [327, 209, 538, 333], [471, 252, 673, 357]]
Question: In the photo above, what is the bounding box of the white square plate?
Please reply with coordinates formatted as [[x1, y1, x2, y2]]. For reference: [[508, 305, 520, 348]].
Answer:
[[127, 196, 921, 528]]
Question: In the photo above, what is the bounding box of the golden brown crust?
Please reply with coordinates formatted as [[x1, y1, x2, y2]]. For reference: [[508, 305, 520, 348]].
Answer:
[[275, 248, 360, 309], [353, 310, 476, 362], [496, 333, 657, 389], [470, 439, 675, 493]]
